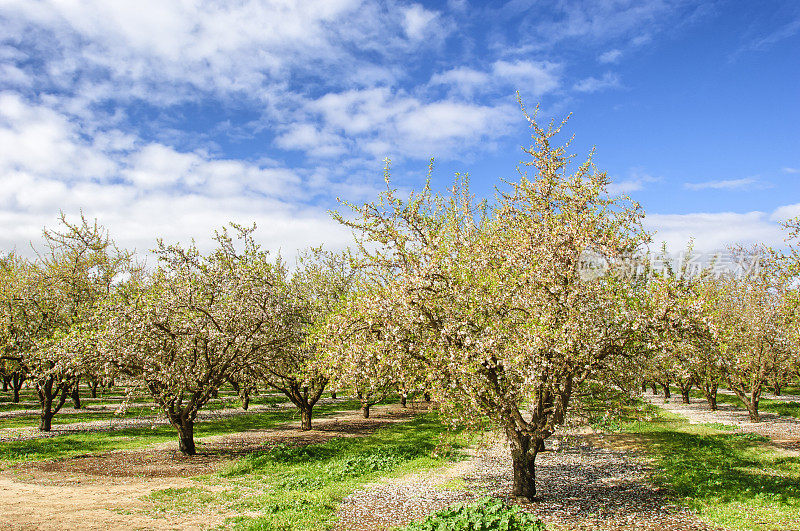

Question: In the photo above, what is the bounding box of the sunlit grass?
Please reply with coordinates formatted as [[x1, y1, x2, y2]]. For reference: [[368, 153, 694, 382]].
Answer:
[[140, 413, 472, 531], [0, 400, 362, 464], [681, 388, 800, 421], [599, 401, 800, 531]]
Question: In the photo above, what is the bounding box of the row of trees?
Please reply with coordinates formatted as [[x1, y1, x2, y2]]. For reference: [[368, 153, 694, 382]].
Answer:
[[2, 103, 798, 500], [644, 245, 799, 422], [0, 219, 364, 448]]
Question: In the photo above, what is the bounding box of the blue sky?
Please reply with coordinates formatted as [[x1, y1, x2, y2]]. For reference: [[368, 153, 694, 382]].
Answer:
[[0, 0, 798, 257]]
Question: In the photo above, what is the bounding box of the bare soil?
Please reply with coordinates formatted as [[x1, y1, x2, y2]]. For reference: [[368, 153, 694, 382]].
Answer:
[[0, 405, 416, 530]]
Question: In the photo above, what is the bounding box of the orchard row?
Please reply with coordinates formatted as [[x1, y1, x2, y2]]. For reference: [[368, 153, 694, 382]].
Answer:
[[2, 106, 798, 500]]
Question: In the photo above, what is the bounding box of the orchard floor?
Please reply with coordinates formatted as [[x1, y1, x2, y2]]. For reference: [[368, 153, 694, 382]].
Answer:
[[1, 398, 760, 531], [643, 394, 800, 450], [0, 407, 410, 531], [337, 429, 720, 531]]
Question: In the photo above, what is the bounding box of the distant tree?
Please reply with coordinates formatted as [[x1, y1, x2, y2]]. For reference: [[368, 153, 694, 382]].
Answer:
[[323, 290, 407, 418], [0, 216, 134, 430], [644, 244, 718, 406], [102, 224, 291, 454], [248, 248, 355, 430], [707, 266, 794, 422]]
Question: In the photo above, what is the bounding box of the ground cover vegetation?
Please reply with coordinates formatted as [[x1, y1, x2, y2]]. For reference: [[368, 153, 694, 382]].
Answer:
[[139, 413, 472, 530], [2, 102, 800, 527], [585, 397, 800, 531], [400, 497, 546, 531]]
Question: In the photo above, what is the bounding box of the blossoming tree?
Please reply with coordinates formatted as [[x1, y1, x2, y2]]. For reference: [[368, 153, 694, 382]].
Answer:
[[326, 104, 653, 500], [102, 224, 292, 454], [0, 215, 134, 430]]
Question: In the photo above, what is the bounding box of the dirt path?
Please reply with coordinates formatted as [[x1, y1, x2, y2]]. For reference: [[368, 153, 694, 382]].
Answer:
[[337, 430, 719, 531], [0, 475, 214, 531], [0, 405, 415, 531], [643, 394, 800, 449]]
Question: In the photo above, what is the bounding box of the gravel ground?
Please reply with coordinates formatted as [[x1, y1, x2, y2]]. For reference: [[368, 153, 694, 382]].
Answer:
[[337, 431, 719, 531], [643, 394, 800, 449]]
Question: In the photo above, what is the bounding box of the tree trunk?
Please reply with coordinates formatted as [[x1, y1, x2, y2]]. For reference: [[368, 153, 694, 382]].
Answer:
[[38, 380, 68, 432], [2, 377, 8, 392], [177, 419, 196, 456], [661, 384, 671, 399], [774, 384, 782, 396], [400, 395, 407, 407], [734, 389, 761, 422], [747, 402, 760, 422], [330, 391, 337, 399], [423, 392, 431, 402], [40, 391, 54, 431], [362, 404, 370, 418], [300, 404, 312, 430], [506, 427, 538, 500], [651, 385, 658, 395], [11, 373, 23, 403], [681, 388, 690, 404], [90, 382, 98, 398], [641, 381, 647, 392], [241, 389, 250, 411], [71, 380, 81, 409], [701, 383, 718, 410], [39, 409, 54, 431]]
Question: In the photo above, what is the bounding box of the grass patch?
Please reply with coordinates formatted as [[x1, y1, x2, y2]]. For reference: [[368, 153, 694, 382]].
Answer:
[[613, 401, 800, 531], [0, 400, 361, 464], [700, 422, 737, 432], [0, 405, 164, 428], [143, 413, 473, 531], [682, 389, 800, 421]]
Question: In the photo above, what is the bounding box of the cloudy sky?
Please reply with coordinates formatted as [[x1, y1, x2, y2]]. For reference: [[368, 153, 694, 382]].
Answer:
[[1, 0, 798, 259]]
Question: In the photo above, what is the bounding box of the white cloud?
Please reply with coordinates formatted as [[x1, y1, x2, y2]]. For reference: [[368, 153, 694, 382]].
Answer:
[[771, 203, 800, 222], [429, 67, 492, 97], [402, 4, 439, 40], [428, 60, 562, 100], [0, 92, 117, 179], [492, 60, 562, 96], [607, 171, 660, 195], [0, 93, 353, 259], [531, 0, 686, 44], [573, 72, 621, 93], [274, 124, 347, 158], [782, 167, 799, 174], [645, 211, 784, 253], [0, 0, 449, 103], [598, 49, 622, 63], [300, 87, 517, 158], [683, 177, 761, 190]]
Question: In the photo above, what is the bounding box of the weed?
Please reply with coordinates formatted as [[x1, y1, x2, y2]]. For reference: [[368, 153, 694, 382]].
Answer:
[[400, 497, 545, 531]]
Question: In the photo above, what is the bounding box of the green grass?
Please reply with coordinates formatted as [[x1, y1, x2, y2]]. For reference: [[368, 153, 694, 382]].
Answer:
[[141, 413, 473, 531], [0, 400, 362, 464], [606, 401, 800, 531], [682, 389, 800, 421]]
